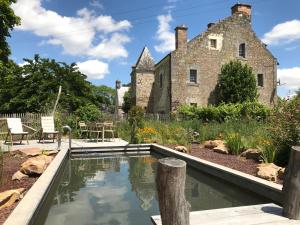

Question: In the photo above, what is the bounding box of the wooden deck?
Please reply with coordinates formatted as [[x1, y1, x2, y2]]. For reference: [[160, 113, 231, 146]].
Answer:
[[151, 204, 300, 225]]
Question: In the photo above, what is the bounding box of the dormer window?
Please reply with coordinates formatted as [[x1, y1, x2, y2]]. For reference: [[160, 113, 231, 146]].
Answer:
[[210, 39, 217, 49], [239, 43, 246, 58]]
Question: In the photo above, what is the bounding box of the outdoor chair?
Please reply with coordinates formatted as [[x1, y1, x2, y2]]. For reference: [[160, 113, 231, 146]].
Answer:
[[89, 122, 103, 143], [39, 116, 59, 143], [5, 118, 29, 145], [103, 122, 115, 142], [78, 121, 89, 138]]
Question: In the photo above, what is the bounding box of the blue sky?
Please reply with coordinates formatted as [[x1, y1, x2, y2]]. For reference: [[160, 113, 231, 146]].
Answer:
[[8, 0, 300, 97]]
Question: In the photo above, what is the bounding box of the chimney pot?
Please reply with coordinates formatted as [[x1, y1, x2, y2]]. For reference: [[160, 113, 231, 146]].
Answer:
[[116, 80, 121, 89], [175, 25, 188, 51], [231, 3, 252, 17], [207, 23, 215, 29]]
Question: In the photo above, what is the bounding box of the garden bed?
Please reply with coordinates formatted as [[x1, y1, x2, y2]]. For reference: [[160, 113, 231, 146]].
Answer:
[[167, 143, 283, 184], [0, 151, 56, 225]]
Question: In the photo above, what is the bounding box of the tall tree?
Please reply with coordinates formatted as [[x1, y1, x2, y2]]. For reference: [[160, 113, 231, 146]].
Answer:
[[217, 60, 257, 104], [0, 0, 21, 62]]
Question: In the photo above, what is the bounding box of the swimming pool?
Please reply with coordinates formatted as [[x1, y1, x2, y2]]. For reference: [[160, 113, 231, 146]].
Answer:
[[33, 153, 268, 225]]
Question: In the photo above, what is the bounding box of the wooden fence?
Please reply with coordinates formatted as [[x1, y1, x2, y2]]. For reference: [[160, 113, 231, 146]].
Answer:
[[0, 113, 51, 140]]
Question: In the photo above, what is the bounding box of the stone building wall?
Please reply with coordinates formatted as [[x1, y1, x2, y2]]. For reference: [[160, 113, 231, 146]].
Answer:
[[131, 4, 277, 114], [170, 12, 277, 108], [132, 71, 155, 112], [152, 56, 171, 114]]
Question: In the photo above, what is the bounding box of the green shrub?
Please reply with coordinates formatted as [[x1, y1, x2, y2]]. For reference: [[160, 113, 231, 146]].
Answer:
[[74, 103, 103, 122], [128, 106, 145, 144], [259, 143, 276, 163], [217, 60, 257, 104], [269, 96, 300, 166], [178, 102, 270, 122], [225, 133, 244, 155]]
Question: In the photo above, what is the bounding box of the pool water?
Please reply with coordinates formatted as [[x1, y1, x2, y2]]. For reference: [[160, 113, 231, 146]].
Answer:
[[33, 154, 267, 225]]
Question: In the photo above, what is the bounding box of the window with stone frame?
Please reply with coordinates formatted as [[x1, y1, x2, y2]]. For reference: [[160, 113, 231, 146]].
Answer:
[[190, 103, 197, 107], [159, 73, 163, 88], [189, 69, 197, 83], [239, 43, 246, 58], [210, 39, 217, 49], [257, 74, 264, 87]]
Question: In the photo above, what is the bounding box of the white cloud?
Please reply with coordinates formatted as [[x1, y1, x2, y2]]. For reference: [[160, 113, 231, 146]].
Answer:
[[88, 33, 130, 59], [77, 60, 109, 80], [89, 0, 103, 9], [262, 20, 300, 45], [278, 67, 300, 90], [12, 0, 132, 59], [154, 13, 175, 53]]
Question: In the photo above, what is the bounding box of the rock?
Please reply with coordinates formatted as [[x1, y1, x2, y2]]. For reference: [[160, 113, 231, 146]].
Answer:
[[278, 167, 285, 180], [12, 171, 28, 181], [14, 147, 42, 157], [43, 150, 59, 156], [241, 148, 261, 161], [213, 145, 229, 154], [20, 155, 53, 175], [204, 140, 224, 149], [192, 131, 200, 137], [174, 146, 188, 153], [256, 163, 281, 182], [0, 188, 25, 209]]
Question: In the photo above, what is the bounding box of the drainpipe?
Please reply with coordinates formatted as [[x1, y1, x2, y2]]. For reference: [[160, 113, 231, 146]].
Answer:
[[63, 125, 72, 150]]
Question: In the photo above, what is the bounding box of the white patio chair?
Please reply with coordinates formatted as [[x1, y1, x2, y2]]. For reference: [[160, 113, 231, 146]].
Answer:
[[39, 116, 59, 143], [5, 118, 29, 145]]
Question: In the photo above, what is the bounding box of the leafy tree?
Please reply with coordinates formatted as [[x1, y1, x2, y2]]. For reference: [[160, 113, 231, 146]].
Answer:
[[74, 103, 103, 122], [92, 85, 116, 113], [217, 60, 257, 104], [0, 0, 21, 62], [122, 88, 131, 114]]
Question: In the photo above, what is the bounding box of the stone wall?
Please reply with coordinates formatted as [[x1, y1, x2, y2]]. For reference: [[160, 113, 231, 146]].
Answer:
[[170, 13, 277, 109], [152, 56, 171, 114], [131, 69, 155, 112]]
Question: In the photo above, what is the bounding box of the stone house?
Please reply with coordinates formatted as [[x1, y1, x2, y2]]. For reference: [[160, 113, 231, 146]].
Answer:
[[131, 3, 278, 114], [115, 80, 129, 119]]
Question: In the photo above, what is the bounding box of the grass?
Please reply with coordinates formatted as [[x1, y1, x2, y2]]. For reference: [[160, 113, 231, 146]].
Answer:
[[116, 119, 270, 149]]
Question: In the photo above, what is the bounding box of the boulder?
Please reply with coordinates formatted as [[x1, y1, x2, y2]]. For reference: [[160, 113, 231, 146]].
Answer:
[[174, 146, 188, 153], [12, 171, 28, 181], [14, 147, 42, 157], [241, 148, 261, 161], [204, 140, 224, 149], [256, 163, 281, 182], [0, 188, 25, 209], [278, 167, 285, 180], [213, 145, 229, 154], [20, 155, 53, 175], [43, 150, 59, 156]]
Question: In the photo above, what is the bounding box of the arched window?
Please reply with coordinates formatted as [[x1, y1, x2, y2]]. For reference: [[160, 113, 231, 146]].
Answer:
[[239, 43, 246, 58]]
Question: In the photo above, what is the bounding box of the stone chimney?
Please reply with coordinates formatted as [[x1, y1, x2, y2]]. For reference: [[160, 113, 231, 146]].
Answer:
[[175, 25, 188, 51], [231, 3, 251, 17], [207, 23, 215, 29], [116, 80, 121, 89]]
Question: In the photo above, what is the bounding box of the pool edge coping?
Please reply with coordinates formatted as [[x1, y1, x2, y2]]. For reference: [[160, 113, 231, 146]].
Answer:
[[151, 144, 283, 204], [3, 147, 69, 225], [3, 142, 283, 225]]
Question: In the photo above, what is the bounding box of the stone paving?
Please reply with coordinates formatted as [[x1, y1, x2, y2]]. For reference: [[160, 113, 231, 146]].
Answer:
[[1, 138, 129, 152]]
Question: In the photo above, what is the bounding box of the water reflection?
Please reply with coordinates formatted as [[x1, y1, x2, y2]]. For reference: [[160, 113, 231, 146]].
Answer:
[[33, 155, 267, 225]]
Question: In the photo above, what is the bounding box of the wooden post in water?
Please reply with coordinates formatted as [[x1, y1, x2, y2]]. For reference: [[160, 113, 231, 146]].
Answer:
[[283, 146, 300, 219], [156, 157, 190, 225]]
